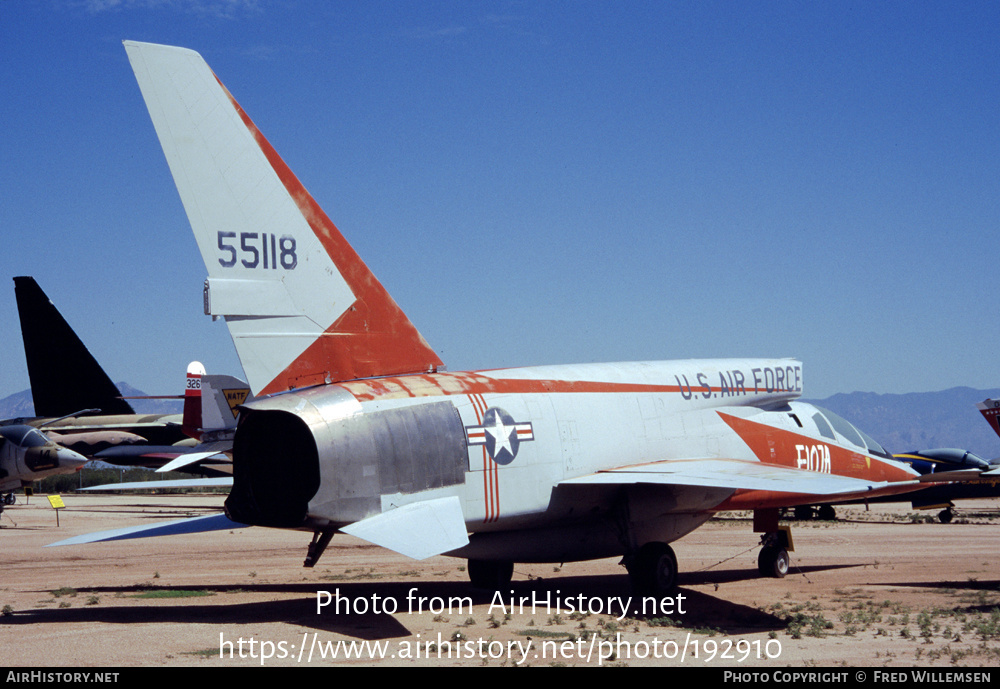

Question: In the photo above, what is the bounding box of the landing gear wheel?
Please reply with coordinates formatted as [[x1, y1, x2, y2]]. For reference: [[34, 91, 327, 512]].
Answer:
[[758, 546, 790, 578], [467, 559, 513, 590], [628, 542, 678, 594], [938, 508, 953, 524], [817, 505, 836, 521], [2, 493, 14, 506], [794, 506, 814, 520]]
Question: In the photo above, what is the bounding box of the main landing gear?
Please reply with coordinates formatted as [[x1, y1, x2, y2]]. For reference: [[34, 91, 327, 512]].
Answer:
[[625, 542, 678, 594], [791, 504, 836, 521], [467, 559, 514, 590]]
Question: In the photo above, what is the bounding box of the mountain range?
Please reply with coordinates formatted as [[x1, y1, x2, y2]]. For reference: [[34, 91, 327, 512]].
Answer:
[[0, 382, 182, 419], [805, 386, 1000, 459]]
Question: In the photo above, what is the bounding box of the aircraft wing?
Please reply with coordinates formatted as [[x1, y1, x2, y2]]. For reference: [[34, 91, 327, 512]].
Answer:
[[80, 477, 233, 491], [560, 458, 897, 495], [155, 450, 230, 473], [49, 491, 465, 561], [46, 513, 245, 547], [340, 496, 469, 560]]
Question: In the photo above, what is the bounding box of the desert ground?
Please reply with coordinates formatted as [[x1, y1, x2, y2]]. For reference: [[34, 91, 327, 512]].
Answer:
[[2, 492, 999, 668]]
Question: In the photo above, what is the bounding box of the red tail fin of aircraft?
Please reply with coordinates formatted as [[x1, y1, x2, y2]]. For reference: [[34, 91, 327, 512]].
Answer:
[[180, 361, 205, 440], [977, 399, 1000, 439]]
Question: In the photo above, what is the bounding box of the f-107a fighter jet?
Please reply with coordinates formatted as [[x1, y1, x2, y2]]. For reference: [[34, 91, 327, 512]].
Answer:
[[71, 41, 942, 593]]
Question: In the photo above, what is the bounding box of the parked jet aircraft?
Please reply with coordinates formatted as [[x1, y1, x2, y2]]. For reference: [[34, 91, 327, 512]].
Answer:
[[90, 41, 956, 592], [8, 277, 245, 475], [0, 424, 87, 513], [7, 276, 187, 454], [794, 399, 1000, 523], [888, 448, 999, 522]]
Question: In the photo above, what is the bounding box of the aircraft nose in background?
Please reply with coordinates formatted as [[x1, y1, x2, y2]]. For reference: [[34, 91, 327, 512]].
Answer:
[[53, 445, 89, 471]]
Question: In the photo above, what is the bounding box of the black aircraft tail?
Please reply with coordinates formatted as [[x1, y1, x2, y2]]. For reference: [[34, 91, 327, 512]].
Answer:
[[13, 276, 134, 417]]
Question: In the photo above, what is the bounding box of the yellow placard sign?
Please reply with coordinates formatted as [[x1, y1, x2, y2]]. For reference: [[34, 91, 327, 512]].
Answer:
[[47, 495, 66, 509]]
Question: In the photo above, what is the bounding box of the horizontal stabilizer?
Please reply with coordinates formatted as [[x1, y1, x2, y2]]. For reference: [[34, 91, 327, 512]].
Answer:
[[81, 477, 233, 491], [156, 451, 229, 473], [561, 458, 894, 495], [46, 512, 245, 547], [340, 496, 469, 560]]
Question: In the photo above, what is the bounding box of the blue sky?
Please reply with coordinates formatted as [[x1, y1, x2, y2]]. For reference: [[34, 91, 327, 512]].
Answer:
[[1, 1, 998, 402]]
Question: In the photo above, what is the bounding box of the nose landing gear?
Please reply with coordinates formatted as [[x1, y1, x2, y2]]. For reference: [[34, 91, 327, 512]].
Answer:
[[755, 509, 793, 579]]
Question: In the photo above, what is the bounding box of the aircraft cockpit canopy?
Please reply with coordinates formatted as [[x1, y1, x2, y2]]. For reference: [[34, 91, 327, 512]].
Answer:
[[810, 406, 894, 460], [0, 425, 50, 449]]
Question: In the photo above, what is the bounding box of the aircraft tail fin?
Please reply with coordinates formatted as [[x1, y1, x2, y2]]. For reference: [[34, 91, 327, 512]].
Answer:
[[976, 399, 1000, 439], [13, 276, 134, 417], [200, 373, 251, 433], [179, 362, 250, 440], [180, 361, 205, 440], [124, 41, 443, 397]]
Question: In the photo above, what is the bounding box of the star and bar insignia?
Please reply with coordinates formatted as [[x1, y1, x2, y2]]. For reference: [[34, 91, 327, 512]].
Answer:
[[465, 407, 534, 465]]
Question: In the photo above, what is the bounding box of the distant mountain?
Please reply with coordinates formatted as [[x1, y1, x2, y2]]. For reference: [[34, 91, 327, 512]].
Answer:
[[806, 386, 1000, 459], [0, 389, 35, 419], [0, 382, 182, 419], [114, 382, 183, 415]]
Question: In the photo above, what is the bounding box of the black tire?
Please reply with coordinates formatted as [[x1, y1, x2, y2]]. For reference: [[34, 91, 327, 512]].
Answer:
[[758, 546, 789, 578], [628, 542, 678, 594], [938, 509, 953, 524], [817, 505, 836, 521], [467, 559, 513, 590]]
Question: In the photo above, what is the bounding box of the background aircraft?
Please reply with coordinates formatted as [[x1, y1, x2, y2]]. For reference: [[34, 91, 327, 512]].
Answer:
[[8, 276, 186, 454], [14, 275, 135, 419], [7, 277, 245, 478], [71, 40, 976, 593], [0, 424, 87, 514], [977, 399, 1000, 440], [792, 398, 1000, 523], [888, 448, 999, 522]]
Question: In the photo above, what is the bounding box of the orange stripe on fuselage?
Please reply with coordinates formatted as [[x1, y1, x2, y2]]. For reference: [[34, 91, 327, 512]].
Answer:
[[466, 393, 500, 523], [339, 372, 686, 402]]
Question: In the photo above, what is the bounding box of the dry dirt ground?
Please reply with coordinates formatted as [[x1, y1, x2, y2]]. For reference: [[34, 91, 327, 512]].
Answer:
[[2, 493, 999, 668]]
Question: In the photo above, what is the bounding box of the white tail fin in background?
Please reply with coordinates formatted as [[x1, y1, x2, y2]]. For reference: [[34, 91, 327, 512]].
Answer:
[[124, 41, 442, 396], [201, 374, 251, 432]]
